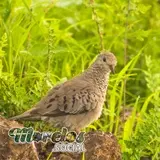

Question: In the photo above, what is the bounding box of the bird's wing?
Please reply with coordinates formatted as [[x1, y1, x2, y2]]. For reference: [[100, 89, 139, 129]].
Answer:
[[30, 79, 102, 117], [9, 83, 63, 120]]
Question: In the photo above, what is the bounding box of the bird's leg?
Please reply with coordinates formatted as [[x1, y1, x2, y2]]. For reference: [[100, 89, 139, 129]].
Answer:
[[75, 128, 81, 134], [75, 129, 85, 143]]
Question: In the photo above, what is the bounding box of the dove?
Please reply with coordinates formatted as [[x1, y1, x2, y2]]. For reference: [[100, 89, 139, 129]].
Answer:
[[10, 52, 117, 131]]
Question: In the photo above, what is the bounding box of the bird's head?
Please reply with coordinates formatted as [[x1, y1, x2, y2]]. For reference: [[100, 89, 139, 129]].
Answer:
[[94, 52, 117, 73]]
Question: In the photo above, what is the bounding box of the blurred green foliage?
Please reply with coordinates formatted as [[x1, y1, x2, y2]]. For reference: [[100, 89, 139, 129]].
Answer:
[[0, 0, 160, 159]]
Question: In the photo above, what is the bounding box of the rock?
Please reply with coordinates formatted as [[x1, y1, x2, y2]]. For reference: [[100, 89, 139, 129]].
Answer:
[[0, 116, 121, 160], [0, 116, 38, 160], [36, 131, 121, 160]]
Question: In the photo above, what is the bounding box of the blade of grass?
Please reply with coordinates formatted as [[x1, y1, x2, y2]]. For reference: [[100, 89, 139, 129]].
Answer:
[[109, 50, 142, 132]]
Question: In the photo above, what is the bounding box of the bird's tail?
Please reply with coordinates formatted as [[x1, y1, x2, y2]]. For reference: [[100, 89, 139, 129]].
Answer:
[[9, 111, 40, 121]]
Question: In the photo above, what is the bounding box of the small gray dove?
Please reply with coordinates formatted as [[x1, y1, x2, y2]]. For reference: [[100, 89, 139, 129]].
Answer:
[[10, 52, 117, 131]]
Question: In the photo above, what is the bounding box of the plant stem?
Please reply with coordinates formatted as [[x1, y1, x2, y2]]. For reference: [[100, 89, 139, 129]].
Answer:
[[90, 0, 104, 51]]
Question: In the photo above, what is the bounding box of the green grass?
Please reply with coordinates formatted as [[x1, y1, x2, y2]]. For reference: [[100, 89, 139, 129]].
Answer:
[[0, 0, 160, 159]]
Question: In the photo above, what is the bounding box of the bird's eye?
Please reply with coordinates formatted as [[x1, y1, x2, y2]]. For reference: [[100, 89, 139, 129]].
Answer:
[[103, 57, 106, 62]]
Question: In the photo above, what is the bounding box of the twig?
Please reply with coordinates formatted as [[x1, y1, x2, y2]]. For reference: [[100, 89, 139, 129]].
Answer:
[[47, 26, 55, 78], [90, 0, 104, 51], [123, 0, 130, 120]]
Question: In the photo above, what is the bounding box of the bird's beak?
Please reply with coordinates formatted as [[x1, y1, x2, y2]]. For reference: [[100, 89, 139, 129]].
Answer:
[[109, 65, 115, 74]]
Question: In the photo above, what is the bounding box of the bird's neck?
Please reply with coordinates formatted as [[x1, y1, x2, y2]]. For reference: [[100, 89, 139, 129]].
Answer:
[[82, 65, 110, 92]]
